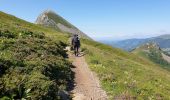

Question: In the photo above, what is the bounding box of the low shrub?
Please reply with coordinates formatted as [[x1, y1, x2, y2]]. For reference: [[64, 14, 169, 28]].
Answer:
[[0, 30, 73, 99]]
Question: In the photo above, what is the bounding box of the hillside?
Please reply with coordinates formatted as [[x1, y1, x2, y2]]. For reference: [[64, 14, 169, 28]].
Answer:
[[82, 40, 170, 99], [0, 11, 170, 100], [132, 42, 170, 70], [35, 10, 91, 39], [0, 11, 73, 99]]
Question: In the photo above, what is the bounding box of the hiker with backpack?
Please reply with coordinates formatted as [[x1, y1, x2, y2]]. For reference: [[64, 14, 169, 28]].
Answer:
[[72, 34, 80, 56]]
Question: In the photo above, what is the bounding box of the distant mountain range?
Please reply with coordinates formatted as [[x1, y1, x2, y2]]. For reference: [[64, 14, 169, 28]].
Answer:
[[35, 10, 91, 39], [106, 34, 170, 54]]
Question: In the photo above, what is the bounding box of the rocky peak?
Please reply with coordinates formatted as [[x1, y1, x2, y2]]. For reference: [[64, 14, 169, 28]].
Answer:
[[35, 10, 92, 40], [135, 42, 161, 51]]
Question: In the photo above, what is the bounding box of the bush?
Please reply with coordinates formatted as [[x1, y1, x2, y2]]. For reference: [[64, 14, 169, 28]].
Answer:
[[0, 30, 73, 99], [0, 30, 18, 38]]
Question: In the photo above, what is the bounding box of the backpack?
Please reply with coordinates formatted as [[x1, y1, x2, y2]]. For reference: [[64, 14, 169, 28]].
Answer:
[[73, 37, 80, 46], [75, 37, 79, 43]]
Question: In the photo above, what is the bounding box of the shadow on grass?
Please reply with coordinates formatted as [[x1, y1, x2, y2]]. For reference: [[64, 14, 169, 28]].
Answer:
[[61, 64, 76, 100], [61, 51, 86, 99]]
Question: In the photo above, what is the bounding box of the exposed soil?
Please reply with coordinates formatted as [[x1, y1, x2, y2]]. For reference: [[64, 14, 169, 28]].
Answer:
[[69, 52, 107, 100]]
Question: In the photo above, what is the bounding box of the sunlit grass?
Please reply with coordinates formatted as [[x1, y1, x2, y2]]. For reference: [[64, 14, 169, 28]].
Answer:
[[0, 11, 73, 99], [82, 39, 170, 99]]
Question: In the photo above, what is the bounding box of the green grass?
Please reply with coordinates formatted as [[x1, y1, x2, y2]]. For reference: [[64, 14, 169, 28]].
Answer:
[[133, 44, 170, 71], [1, 11, 170, 100], [0, 11, 73, 99], [82, 39, 170, 99], [0, 11, 70, 42]]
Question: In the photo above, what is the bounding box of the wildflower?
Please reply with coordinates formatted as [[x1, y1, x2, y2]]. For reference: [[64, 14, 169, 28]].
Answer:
[[124, 71, 128, 75], [133, 80, 137, 83], [124, 81, 127, 84], [19, 33, 22, 36]]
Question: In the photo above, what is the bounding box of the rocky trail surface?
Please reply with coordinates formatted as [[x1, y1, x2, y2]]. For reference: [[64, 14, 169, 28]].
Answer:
[[68, 51, 107, 100]]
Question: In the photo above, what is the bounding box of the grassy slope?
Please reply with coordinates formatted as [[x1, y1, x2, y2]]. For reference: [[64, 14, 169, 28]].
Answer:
[[82, 39, 170, 99], [1, 11, 170, 100], [0, 11, 73, 99], [0, 11, 70, 41], [133, 45, 170, 71]]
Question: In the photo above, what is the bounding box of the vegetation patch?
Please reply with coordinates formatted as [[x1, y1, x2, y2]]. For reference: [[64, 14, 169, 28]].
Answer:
[[0, 11, 73, 100], [82, 39, 170, 99]]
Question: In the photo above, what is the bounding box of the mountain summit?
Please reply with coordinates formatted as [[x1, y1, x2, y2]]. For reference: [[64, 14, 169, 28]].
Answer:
[[35, 10, 91, 39]]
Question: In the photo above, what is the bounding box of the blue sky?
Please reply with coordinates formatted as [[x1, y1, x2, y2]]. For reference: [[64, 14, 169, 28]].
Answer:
[[0, 0, 170, 40]]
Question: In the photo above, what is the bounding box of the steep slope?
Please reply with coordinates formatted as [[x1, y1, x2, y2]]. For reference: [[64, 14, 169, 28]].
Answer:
[[132, 42, 170, 70], [162, 53, 170, 63], [110, 34, 170, 52], [1, 11, 170, 100], [35, 10, 91, 39], [0, 11, 73, 99], [82, 39, 170, 99]]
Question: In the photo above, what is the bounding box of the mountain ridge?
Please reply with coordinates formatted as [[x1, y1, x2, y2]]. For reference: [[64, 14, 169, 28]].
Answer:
[[132, 42, 170, 70], [109, 34, 170, 53], [35, 10, 92, 39]]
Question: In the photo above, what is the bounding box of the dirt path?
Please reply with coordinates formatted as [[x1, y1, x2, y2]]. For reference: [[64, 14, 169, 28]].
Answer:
[[69, 53, 107, 100]]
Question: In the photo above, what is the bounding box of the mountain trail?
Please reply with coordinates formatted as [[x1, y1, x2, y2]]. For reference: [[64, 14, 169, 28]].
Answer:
[[68, 49, 107, 100]]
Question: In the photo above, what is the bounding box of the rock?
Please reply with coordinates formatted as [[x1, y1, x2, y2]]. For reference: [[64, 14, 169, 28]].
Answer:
[[35, 10, 92, 40]]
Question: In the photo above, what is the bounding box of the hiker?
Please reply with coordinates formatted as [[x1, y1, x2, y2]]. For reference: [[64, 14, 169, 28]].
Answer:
[[72, 34, 80, 56]]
